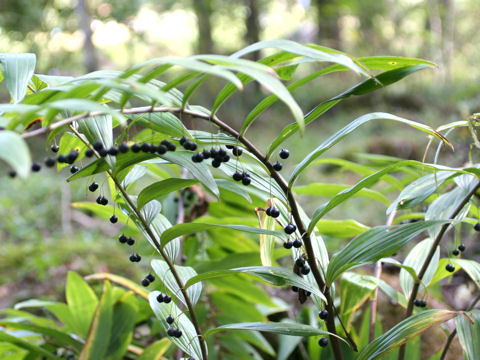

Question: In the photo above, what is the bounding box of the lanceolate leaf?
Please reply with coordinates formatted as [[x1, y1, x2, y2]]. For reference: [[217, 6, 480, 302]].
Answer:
[[204, 321, 346, 342], [161, 223, 287, 248], [326, 220, 451, 286], [137, 178, 199, 209], [455, 310, 480, 360], [315, 219, 370, 238], [289, 112, 452, 186], [451, 259, 480, 289], [0, 331, 60, 359], [260, 202, 277, 266], [293, 183, 389, 204], [356, 310, 457, 360], [0, 130, 31, 178], [0, 53, 36, 103], [185, 266, 326, 302]]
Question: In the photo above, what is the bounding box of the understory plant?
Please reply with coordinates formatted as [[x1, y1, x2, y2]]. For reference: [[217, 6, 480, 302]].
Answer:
[[0, 40, 479, 360]]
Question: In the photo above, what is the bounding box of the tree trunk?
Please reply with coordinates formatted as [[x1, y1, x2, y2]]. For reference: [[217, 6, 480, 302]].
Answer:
[[244, 0, 261, 61], [192, 0, 214, 54], [75, 0, 98, 72]]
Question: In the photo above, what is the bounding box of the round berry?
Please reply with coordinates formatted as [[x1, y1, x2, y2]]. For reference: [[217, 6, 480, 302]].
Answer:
[[119, 143, 129, 153], [452, 249, 460, 256], [174, 329, 182, 338], [141, 143, 151, 153], [284, 223, 296, 235], [295, 257, 305, 267], [98, 149, 108, 157], [167, 327, 176, 337], [51, 144, 60, 153], [222, 154, 230, 163], [107, 147, 118, 156], [89, 182, 98, 192], [127, 237, 135, 246], [270, 208, 280, 218], [266, 207, 272, 216], [141, 278, 150, 287], [110, 215, 118, 224], [318, 337, 328, 347], [283, 240, 293, 249], [179, 137, 187, 146], [218, 148, 227, 157], [154, 144, 165, 155], [131, 143, 141, 153], [202, 149, 211, 159], [318, 310, 328, 320], [166, 315, 174, 324], [96, 196, 103, 204], [44, 157, 55, 167], [413, 299, 421, 307], [92, 141, 103, 151], [301, 265, 310, 275], [291, 286, 299, 292], [210, 148, 218, 157], [57, 154, 67, 163], [458, 244, 466, 252], [242, 176, 251, 186], [129, 254, 139, 262], [165, 141, 176, 152], [474, 223, 480, 232], [279, 149, 290, 159], [185, 141, 197, 151], [163, 295, 172, 303], [67, 151, 78, 165], [446, 263, 455, 273], [226, 145, 234, 149], [292, 239, 302, 248], [156, 293, 164, 303], [232, 147, 243, 156], [146, 273, 155, 282], [70, 166, 79, 174], [212, 159, 221, 168], [420, 300, 427, 307], [8, 170, 17, 178], [273, 162, 283, 171], [85, 149, 94, 157], [232, 171, 243, 181], [192, 153, 204, 163], [31, 162, 41, 172], [118, 234, 128, 243]]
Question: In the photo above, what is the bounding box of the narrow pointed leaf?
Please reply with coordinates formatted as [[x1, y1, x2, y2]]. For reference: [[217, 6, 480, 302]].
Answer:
[[315, 219, 369, 238], [0, 331, 60, 359], [293, 183, 389, 204], [137, 178, 199, 209]]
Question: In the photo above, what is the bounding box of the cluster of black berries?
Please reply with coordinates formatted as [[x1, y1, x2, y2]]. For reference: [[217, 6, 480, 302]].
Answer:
[[165, 315, 182, 337], [192, 147, 231, 168], [129, 253, 141, 262], [413, 299, 427, 307], [291, 286, 312, 297], [265, 206, 280, 218], [295, 255, 311, 275], [156, 293, 172, 303], [141, 273, 155, 287], [119, 234, 135, 246], [95, 195, 108, 206], [271, 149, 290, 172], [232, 170, 251, 186], [283, 238, 302, 249], [452, 243, 466, 256], [180, 136, 198, 151]]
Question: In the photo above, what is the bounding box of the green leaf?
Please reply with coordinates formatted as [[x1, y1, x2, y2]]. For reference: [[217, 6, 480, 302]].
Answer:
[[65, 271, 99, 339], [137, 178, 199, 209], [340, 273, 377, 331], [49, 99, 126, 126], [161, 223, 287, 248], [260, 206, 277, 266], [79, 281, 113, 360], [71, 202, 136, 231], [204, 321, 345, 342], [151, 259, 202, 306], [325, 220, 451, 286], [137, 339, 171, 360], [289, 112, 452, 187], [148, 292, 204, 360], [0, 131, 31, 178], [399, 239, 439, 298], [0, 342, 28, 360], [0, 331, 60, 359], [356, 310, 456, 360], [128, 111, 188, 137], [455, 310, 480, 360], [0, 53, 36, 103], [315, 219, 369, 238], [293, 183, 389, 204], [185, 266, 326, 302], [451, 259, 480, 289]]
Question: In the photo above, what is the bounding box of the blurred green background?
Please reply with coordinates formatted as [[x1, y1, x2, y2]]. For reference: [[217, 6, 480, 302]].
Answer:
[[1, 0, 479, 310]]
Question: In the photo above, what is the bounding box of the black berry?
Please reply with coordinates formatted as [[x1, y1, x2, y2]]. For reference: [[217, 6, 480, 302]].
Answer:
[[110, 215, 118, 223], [163, 295, 172, 303], [44, 157, 56, 167], [70, 166, 79, 174], [98, 149, 108, 157], [266, 207, 272, 216], [446, 263, 455, 272], [318, 337, 328, 347], [66, 151, 78, 164], [218, 148, 227, 157], [156, 294, 164, 303], [162, 140, 176, 151], [51, 144, 60, 153], [141, 143, 151, 153], [202, 149, 211, 159], [222, 154, 230, 163], [284, 223, 296, 234], [452, 249, 460, 256], [146, 273, 155, 282], [279, 149, 290, 159], [192, 153, 204, 163], [107, 147, 118, 156], [283, 241, 293, 249], [270, 208, 280, 218], [166, 315, 174, 324], [474, 223, 480, 232], [295, 258, 305, 267], [232, 147, 243, 156], [141, 278, 150, 287], [210, 148, 218, 157], [458, 244, 466, 252], [242, 176, 251, 186], [119, 143, 129, 153], [226, 145, 234, 149], [129, 254, 139, 262], [85, 149, 94, 157], [118, 234, 128, 243], [89, 182, 98, 192], [301, 265, 310, 275], [212, 159, 221, 168], [293, 239, 302, 248], [167, 328, 176, 337], [291, 286, 299, 292], [273, 162, 283, 171], [156, 145, 167, 155], [8, 170, 16, 178], [184, 141, 197, 151], [131, 143, 141, 153], [57, 154, 67, 163], [233, 171, 243, 181], [31, 162, 41, 172], [127, 237, 135, 246], [318, 310, 328, 320], [92, 141, 104, 151], [173, 329, 182, 338], [179, 137, 187, 145]]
